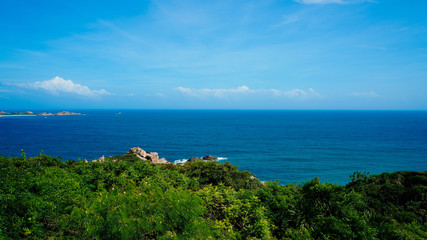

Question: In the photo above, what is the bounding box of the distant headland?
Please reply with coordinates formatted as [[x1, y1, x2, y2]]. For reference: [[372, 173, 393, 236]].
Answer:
[[0, 110, 82, 117]]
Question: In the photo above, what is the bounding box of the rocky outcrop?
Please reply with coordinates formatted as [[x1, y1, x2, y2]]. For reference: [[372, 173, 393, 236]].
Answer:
[[82, 148, 222, 165], [92, 155, 105, 163], [88, 147, 169, 164], [127, 147, 169, 164], [202, 155, 218, 161], [0, 110, 80, 116], [89, 148, 220, 165], [39, 112, 53, 116], [187, 157, 203, 162], [183, 155, 219, 163], [54, 111, 81, 116]]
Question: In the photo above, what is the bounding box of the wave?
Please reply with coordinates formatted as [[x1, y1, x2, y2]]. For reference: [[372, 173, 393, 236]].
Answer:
[[173, 159, 188, 164], [173, 157, 228, 164]]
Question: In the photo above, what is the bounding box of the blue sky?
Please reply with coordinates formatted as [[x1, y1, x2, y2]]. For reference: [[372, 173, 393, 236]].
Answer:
[[0, 0, 426, 110]]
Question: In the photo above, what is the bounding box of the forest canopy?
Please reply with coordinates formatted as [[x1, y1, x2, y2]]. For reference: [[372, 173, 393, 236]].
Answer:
[[0, 153, 426, 239]]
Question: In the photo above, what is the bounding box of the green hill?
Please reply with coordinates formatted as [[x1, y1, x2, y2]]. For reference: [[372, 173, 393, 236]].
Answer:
[[0, 153, 425, 239]]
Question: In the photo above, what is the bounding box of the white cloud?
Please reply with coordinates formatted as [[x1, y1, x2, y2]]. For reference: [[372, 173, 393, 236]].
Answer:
[[294, 0, 372, 4], [16, 76, 111, 97], [350, 91, 380, 97], [144, 92, 165, 97], [175, 86, 321, 99], [175, 86, 254, 98], [273, 88, 321, 98]]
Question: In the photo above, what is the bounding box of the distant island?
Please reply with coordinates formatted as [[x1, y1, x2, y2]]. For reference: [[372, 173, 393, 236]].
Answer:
[[0, 110, 82, 117]]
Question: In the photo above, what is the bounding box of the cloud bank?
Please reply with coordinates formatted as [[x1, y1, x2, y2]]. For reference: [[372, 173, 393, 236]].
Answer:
[[175, 86, 321, 99], [17, 76, 111, 97]]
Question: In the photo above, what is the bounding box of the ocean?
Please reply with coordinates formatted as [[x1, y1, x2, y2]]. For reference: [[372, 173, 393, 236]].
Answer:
[[1, 110, 426, 185]]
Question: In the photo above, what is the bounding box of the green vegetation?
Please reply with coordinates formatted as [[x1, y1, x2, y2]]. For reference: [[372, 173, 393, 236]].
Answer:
[[1, 153, 426, 239]]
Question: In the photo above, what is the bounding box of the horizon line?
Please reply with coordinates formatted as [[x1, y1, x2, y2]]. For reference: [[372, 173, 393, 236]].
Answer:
[[2, 108, 427, 111]]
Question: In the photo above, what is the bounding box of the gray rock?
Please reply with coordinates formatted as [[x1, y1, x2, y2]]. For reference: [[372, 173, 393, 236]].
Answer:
[[158, 158, 168, 164], [127, 147, 169, 164], [92, 155, 105, 162], [202, 155, 218, 161], [187, 157, 203, 162]]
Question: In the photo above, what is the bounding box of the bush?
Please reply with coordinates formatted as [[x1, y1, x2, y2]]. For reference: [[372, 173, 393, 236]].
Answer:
[[0, 154, 426, 239]]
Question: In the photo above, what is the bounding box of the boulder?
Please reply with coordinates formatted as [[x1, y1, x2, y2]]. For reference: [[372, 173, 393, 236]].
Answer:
[[158, 158, 168, 164], [147, 152, 159, 163], [127, 147, 169, 164], [88, 147, 169, 164], [92, 155, 105, 163], [187, 157, 203, 162], [128, 147, 147, 159], [202, 155, 218, 161]]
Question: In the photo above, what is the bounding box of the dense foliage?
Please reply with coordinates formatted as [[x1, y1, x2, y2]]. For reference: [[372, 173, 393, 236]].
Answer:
[[0, 153, 426, 239]]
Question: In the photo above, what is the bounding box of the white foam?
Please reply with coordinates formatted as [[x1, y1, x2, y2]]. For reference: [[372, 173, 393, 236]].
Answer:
[[173, 159, 188, 164], [173, 157, 228, 164]]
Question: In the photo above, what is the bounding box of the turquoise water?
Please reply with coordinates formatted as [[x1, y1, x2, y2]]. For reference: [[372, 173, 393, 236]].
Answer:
[[1, 110, 426, 185]]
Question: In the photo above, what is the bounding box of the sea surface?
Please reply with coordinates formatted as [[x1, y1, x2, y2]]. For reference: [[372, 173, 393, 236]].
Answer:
[[1, 110, 426, 185]]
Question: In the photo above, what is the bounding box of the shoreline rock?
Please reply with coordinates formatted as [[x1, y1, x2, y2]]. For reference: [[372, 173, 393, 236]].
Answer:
[[187, 157, 203, 162], [88, 147, 220, 165], [127, 147, 169, 164], [185, 155, 219, 163], [92, 155, 105, 163], [202, 155, 219, 161]]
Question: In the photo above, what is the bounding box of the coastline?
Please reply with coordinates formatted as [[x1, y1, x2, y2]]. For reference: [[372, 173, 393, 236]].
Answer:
[[0, 110, 82, 117], [0, 115, 39, 117], [1, 110, 426, 185], [1, 152, 425, 239]]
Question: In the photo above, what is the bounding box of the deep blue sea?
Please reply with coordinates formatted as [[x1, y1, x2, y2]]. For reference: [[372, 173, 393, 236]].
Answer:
[[1, 110, 426, 185]]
